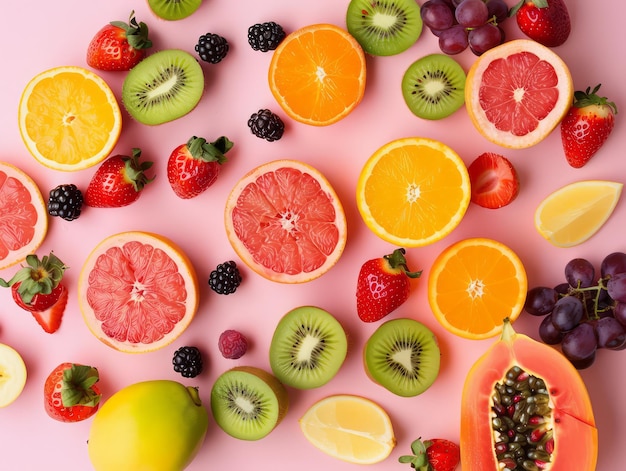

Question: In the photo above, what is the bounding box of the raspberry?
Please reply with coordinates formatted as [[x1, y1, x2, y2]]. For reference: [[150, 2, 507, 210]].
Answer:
[[248, 109, 285, 142], [218, 330, 248, 359], [195, 33, 229, 64], [209, 261, 242, 295], [172, 346, 203, 378], [47, 184, 83, 221], [247, 22, 286, 52]]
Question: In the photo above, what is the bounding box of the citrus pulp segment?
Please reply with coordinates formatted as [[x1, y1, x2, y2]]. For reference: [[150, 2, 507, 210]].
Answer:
[[0, 162, 48, 270], [299, 394, 396, 464], [224, 160, 347, 283], [465, 39, 573, 149], [18, 66, 122, 171], [78, 231, 199, 353], [268, 23, 366, 126], [428, 237, 528, 340], [534, 180, 623, 248], [356, 137, 470, 247]]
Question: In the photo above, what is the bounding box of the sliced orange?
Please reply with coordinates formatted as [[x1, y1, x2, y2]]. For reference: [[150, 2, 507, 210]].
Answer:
[[299, 394, 396, 464], [428, 237, 527, 340], [224, 160, 347, 283], [78, 231, 199, 353], [0, 162, 48, 270], [268, 23, 366, 126], [18, 66, 122, 171], [465, 39, 573, 149], [356, 137, 470, 247]]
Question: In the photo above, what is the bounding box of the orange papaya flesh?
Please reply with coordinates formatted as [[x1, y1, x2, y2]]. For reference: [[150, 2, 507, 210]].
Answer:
[[460, 319, 597, 471]]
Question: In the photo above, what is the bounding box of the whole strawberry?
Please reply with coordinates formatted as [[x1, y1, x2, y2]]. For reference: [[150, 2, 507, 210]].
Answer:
[[85, 148, 154, 208], [44, 363, 101, 422], [509, 0, 571, 47], [399, 438, 460, 471], [167, 136, 233, 199], [356, 248, 421, 322], [561, 84, 617, 168], [86, 11, 152, 71]]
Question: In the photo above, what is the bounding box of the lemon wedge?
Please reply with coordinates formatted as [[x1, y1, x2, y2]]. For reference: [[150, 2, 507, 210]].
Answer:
[[534, 180, 623, 247], [299, 394, 396, 464]]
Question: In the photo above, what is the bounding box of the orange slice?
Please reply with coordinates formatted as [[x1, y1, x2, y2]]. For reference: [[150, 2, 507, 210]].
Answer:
[[356, 137, 470, 247], [78, 231, 199, 353], [465, 39, 573, 149], [268, 23, 366, 126], [224, 160, 347, 283], [0, 162, 48, 270], [18, 66, 122, 171], [299, 394, 396, 464], [428, 237, 528, 340]]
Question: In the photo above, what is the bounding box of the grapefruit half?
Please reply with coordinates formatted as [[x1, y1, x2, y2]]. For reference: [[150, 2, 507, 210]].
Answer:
[[465, 39, 573, 149], [0, 162, 48, 270], [78, 231, 199, 353], [224, 160, 347, 283]]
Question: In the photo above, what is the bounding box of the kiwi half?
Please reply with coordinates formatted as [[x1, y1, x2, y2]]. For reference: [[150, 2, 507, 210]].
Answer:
[[210, 366, 289, 441], [122, 49, 204, 125], [346, 0, 423, 56], [364, 318, 440, 397], [269, 306, 348, 389], [401, 53, 466, 120], [147, 0, 202, 21]]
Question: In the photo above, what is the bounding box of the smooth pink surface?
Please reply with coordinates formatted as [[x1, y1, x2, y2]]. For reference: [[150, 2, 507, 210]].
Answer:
[[1, 1, 624, 470]]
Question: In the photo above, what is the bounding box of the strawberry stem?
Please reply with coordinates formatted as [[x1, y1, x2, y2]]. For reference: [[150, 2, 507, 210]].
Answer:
[[61, 364, 101, 408], [110, 10, 152, 51], [384, 248, 422, 279], [573, 84, 618, 114], [0, 252, 67, 305], [186, 136, 234, 164], [398, 437, 430, 470]]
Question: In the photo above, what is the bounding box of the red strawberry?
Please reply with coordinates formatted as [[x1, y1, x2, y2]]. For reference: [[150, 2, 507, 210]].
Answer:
[[86, 11, 152, 71], [31, 284, 68, 334], [85, 148, 154, 208], [509, 0, 571, 47], [44, 363, 101, 422], [356, 248, 421, 322], [399, 438, 460, 471], [561, 84, 617, 168], [167, 136, 233, 199], [467, 152, 519, 209]]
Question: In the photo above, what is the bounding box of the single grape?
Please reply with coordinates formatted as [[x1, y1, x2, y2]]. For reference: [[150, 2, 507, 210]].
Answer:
[[468, 22, 503, 55], [614, 302, 626, 327], [561, 322, 597, 369], [564, 258, 595, 288], [438, 24, 469, 54], [524, 286, 558, 316], [539, 314, 563, 345], [554, 282, 570, 296], [551, 296, 584, 332], [600, 252, 626, 278], [455, 0, 489, 28], [485, 0, 509, 23], [594, 316, 626, 349], [607, 272, 626, 303], [568, 351, 597, 370], [421, 0, 455, 31]]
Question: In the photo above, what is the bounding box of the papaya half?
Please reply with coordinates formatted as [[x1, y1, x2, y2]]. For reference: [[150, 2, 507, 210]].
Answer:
[[460, 318, 597, 470]]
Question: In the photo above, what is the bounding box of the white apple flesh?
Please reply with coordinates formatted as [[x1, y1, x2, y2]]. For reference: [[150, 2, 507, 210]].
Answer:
[[0, 343, 27, 407]]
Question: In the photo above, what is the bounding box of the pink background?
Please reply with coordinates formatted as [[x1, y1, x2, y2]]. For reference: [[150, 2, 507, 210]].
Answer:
[[1, 1, 624, 469]]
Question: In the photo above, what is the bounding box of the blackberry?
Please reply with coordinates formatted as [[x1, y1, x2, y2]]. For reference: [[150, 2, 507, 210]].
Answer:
[[247, 22, 286, 52], [195, 33, 229, 64], [172, 346, 203, 378], [47, 184, 83, 221], [209, 261, 242, 295], [248, 109, 285, 142]]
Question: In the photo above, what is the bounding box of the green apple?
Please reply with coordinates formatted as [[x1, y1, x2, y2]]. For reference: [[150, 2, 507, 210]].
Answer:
[[0, 342, 27, 407], [88, 380, 209, 471]]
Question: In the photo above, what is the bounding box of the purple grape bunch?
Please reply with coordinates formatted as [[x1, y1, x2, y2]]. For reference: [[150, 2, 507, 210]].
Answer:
[[420, 0, 509, 56], [524, 252, 626, 370]]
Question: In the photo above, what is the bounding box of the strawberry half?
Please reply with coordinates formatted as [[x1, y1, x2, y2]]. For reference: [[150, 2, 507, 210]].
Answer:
[[399, 437, 460, 471], [510, 0, 571, 47], [31, 284, 68, 334], [468, 152, 519, 209]]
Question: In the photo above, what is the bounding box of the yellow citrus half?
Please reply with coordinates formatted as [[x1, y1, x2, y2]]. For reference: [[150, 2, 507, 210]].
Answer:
[[534, 180, 623, 248], [78, 231, 199, 353], [428, 237, 528, 340], [356, 137, 470, 247], [299, 394, 396, 464], [18, 66, 122, 171]]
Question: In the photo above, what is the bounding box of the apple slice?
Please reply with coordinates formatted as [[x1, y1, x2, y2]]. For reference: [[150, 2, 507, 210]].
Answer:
[[0, 343, 27, 407]]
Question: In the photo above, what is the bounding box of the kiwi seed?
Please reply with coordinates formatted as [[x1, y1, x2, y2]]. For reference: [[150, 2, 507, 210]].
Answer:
[[147, 0, 202, 21]]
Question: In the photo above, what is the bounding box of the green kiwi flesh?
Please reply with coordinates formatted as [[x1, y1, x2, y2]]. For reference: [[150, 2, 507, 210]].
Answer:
[[147, 0, 202, 21], [402, 53, 466, 120], [210, 366, 289, 441], [346, 0, 423, 56], [364, 318, 440, 397], [269, 306, 348, 389], [122, 49, 204, 126]]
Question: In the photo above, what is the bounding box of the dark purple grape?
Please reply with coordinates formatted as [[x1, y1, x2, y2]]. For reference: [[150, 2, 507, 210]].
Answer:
[[564, 258, 595, 288], [607, 272, 626, 303], [468, 23, 503, 55], [600, 252, 626, 278], [568, 351, 596, 370], [551, 296, 583, 332], [485, 0, 509, 22], [554, 282, 571, 296], [524, 286, 558, 316], [421, 0, 455, 31], [438, 24, 469, 54], [539, 314, 563, 345], [561, 322, 597, 369], [455, 0, 489, 28], [594, 316, 626, 349], [614, 302, 626, 326]]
